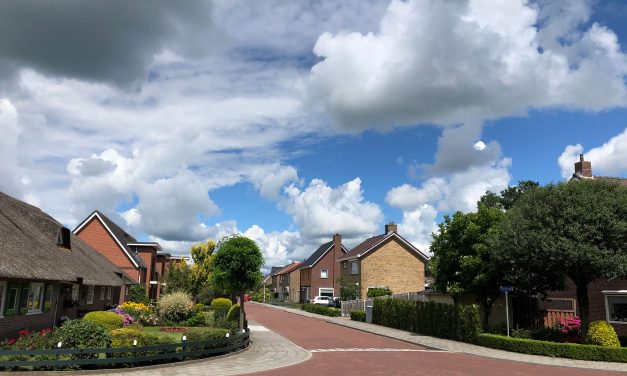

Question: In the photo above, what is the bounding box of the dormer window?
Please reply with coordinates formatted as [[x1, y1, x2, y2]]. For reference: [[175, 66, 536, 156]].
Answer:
[[57, 227, 71, 249]]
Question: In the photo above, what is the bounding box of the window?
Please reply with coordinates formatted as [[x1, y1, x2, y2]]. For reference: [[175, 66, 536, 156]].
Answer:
[[343, 262, 346, 269], [320, 269, 328, 279], [71, 284, 79, 302], [604, 292, 627, 324], [86, 286, 94, 305], [350, 261, 358, 275], [19, 284, 30, 314], [43, 285, 54, 312], [107, 286, 112, 300], [5, 283, 20, 316], [26, 283, 44, 314], [0, 281, 6, 317], [319, 288, 334, 297], [100, 286, 105, 301]]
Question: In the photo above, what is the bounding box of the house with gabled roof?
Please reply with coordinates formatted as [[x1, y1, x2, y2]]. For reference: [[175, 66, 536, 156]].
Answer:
[[299, 234, 347, 302], [275, 262, 303, 302], [338, 223, 428, 299], [0, 192, 129, 340], [73, 210, 169, 302]]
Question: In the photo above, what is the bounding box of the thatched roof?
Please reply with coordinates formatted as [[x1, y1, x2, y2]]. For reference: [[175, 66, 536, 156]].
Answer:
[[0, 191, 129, 286]]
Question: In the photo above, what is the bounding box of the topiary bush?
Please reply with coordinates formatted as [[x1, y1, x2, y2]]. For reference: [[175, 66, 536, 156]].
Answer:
[[157, 291, 194, 324], [226, 304, 240, 322], [83, 311, 124, 332], [301, 304, 341, 317], [211, 298, 232, 318], [53, 320, 110, 358], [350, 310, 366, 322], [586, 320, 620, 347]]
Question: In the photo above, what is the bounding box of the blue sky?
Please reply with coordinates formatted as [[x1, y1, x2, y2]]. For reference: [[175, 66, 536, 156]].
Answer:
[[0, 0, 626, 270]]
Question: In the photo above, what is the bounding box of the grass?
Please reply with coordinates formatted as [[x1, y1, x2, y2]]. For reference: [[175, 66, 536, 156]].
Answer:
[[143, 326, 191, 341]]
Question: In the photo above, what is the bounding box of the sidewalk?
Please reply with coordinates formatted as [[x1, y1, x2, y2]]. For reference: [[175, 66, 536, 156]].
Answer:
[[254, 302, 627, 372], [0, 320, 310, 376]]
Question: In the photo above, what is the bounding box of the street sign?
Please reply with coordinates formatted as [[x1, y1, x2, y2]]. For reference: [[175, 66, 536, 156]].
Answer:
[[499, 286, 513, 292]]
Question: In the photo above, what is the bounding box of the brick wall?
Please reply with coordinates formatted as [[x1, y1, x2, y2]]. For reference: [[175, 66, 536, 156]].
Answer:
[[136, 247, 157, 299], [76, 218, 138, 282], [309, 248, 341, 297], [359, 238, 425, 299], [288, 269, 301, 303]]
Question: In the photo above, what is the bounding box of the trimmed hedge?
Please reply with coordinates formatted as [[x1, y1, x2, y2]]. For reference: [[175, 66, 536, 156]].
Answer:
[[350, 310, 366, 322], [301, 304, 341, 317], [372, 298, 480, 343], [211, 298, 233, 318], [186, 327, 230, 342], [83, 311, 124, 332], [586, 320, 620, 347], [478, 333, 627, 362]]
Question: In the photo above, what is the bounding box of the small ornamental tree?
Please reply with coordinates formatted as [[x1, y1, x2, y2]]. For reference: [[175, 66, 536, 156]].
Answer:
[[211, 235, 264, 330]]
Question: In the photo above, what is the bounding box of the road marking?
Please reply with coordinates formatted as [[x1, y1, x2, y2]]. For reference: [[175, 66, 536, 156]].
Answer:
[[248, 325, 270, 332], [310, 348, 445, 353]]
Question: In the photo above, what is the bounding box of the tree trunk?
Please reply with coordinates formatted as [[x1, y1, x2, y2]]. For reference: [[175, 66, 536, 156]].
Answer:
[[481, 301, 493, 332], [239, 294, 245, 331], [575, 282, 590, 336]]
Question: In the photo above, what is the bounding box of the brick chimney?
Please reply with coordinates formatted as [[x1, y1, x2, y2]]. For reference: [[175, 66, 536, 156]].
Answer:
[[574, 154, 592, 178], [385, 223, 398, 234]]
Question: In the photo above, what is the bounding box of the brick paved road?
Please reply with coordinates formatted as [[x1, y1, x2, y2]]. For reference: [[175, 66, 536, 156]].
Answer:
[[246, 304, 624, 376]]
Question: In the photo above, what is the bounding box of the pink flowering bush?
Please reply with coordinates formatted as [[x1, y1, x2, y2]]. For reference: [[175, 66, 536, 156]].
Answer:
[[557, 316, 582, 343], [108, 307, 136, 326]]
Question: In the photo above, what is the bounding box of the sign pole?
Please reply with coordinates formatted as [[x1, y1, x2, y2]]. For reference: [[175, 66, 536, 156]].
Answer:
[[505, 290, 510, 337]]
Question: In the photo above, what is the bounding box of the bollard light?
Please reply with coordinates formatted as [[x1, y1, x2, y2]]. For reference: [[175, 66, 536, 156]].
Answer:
[[225, 333, 230, 338], [242, 329, 246, 334], [133, 339, 137, 346], [57, 341, 62, 348], [182, 335, 187, 341]]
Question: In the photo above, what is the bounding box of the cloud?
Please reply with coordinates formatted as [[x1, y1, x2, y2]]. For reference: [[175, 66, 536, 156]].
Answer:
[[281, 178, 383, 240], [0, 0, 215, 86], [306, 0, 627, 130], [249, 164, 300, 200], [0, 99, 25, 197], [397, 205, 438, 254], [558, 127, 627, 179]]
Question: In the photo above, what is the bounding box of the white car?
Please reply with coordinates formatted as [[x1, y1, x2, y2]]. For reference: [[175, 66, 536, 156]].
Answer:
[[312, 296, 332, 305]]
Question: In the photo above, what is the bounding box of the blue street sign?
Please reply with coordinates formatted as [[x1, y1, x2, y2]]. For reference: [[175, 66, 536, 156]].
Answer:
[[499, 286, 513, 292]]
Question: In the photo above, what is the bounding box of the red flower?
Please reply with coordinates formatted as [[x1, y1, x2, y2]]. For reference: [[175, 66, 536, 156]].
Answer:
[[18, 329, 29, 335], [6, 338, 17, 345]]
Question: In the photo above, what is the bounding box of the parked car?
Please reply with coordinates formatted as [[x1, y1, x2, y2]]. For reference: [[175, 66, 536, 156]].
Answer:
[[244, 294, 252, 301], [328, 297, 341, 308], [312, 296, 332, 305]]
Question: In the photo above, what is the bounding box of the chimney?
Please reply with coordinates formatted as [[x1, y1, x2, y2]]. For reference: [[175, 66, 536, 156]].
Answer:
[[574, 154, 592, 178], [385, 223, 398, 234], [333, 233, 342, 251]]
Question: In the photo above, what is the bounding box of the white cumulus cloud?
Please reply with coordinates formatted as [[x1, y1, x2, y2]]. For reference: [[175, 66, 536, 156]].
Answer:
[[558, 127, 627, 179]]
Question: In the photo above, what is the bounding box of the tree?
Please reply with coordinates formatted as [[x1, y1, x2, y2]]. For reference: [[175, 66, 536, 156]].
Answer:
[[189, 240, 216, 299], [430, 205, 505, 330], [492, 179, 627, 333], [163, 261, 192, 294], [338, 276, 360, 300], [211, 234, 264, 330], [478, 180, 539, 210]]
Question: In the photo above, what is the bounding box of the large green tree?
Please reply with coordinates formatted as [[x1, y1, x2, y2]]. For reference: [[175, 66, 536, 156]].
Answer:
[[478, 180, 539, 210], [211, 234, 264, 330], [430, 204, 505, 330], [492, 179, 627, 333], [163, 261, 192, 294], [190, 240, 216, 299]]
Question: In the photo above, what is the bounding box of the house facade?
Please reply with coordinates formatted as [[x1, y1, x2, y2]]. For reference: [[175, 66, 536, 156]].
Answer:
[[73, 211, 167, 301], [0, 192, 128, 340], [299, 234, 347, 302], [338, 224, 428, 299], [275, 262, 303, 302]]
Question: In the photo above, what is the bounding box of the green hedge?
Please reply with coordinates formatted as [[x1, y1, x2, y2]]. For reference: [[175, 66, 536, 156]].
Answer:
[[301, 304, 341, 317], [83, 311, 124, 332], [350, 310, 366, 322], [478, 334, 627, 362], [372, 298, 480, 343]]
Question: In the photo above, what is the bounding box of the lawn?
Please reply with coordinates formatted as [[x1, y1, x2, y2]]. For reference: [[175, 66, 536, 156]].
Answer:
[[143, 326, 192, 341]]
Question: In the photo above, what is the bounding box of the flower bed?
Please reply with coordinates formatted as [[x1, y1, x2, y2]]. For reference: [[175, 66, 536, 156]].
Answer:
[[159, 327, 189, 333]]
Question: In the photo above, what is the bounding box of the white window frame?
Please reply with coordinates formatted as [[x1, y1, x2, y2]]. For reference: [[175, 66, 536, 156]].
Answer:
[[0, 281, 6, 318], [320, 269, 328, 279], [86, 286, 94, 305], [319, 287, 334, 297], [603, 290, 627, 325], [71, 284, 79, 301], [350, 261, 358, 275], [100, 286, 105, 301], [106, 286, 112, 299], [26, 283, 44, 314]]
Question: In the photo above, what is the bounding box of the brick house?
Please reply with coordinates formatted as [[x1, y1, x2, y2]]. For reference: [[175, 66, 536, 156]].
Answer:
[[338, 224, 428, 299], [543, 155, 627, 335], [0, 192, 129, 340], [275, 262, 303, 302], [268, 266, 283, 298], [299, 234, 347, 302], [73, 211, 168, 302]]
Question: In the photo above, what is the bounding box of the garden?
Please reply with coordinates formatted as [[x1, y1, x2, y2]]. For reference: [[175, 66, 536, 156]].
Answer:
[[0, 290, 248, 371]]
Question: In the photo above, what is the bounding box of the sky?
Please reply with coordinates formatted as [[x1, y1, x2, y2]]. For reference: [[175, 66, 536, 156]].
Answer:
[[0, 0, 626, 272]]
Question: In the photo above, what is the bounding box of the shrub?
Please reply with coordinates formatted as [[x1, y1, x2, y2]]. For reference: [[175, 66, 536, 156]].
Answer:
[[477, 333, 627, 362], [83, 311, 124, 332], [108, 307, 136, 326], [157, 291, 194, 324], [367, 287, 392, 298], [119, 301, 157, 325], [586, 320, 620, 347], [350, 310, 366, 322], [53, 320, 110, 358], [186, 327, 230, 342], [531, 326, 562, 342], [10, 328, 55, 350], [211, 298, 232, 318], [557, 316, 582, 343], [511, 328, 532, 339], [109, 328, 176, 358], [184, 312, 208, 327], [301, 304, 341, 317], [226, 304, 240, 322], [372, 298, 481, 343], [128, 285, 149, 305]]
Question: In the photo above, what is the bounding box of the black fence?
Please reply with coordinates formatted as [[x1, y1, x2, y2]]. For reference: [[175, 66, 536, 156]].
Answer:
[[0, 332, 249, 371]]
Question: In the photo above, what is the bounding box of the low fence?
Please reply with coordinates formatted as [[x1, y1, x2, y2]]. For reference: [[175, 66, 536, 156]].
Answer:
[[341, 292, 427, 317], [0, 332, 249, 371]]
